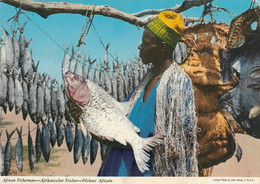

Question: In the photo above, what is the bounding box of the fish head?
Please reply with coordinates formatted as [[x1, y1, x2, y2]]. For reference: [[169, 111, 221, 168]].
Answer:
[[63, 72, 90, 106]]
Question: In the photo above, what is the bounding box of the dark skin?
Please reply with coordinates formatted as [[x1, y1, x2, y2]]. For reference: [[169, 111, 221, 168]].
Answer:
[[138, 28, 174, 102]]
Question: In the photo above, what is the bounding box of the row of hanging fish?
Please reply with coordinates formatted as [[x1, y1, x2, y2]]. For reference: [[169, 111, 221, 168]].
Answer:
[[0, 117, 105, 176], [61, 41, 189, 102], [0, 26, 104, 175], [0, 24, 69, 123]]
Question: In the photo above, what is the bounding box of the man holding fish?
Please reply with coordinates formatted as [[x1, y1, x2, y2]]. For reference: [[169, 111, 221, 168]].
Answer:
[[64, 11, 198, 176], [98, 11, 198, 176]]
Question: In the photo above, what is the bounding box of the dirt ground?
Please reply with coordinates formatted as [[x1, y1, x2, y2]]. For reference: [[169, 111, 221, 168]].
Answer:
[[0, 110, 260, 177]]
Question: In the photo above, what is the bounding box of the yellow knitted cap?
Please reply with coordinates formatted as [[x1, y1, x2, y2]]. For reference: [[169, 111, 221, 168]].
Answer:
[[147, 11, 183, 49]]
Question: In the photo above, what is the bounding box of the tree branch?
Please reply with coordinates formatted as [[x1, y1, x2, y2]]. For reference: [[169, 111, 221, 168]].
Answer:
[[133, 0, 214, 17], [1, 0, 213, 27]]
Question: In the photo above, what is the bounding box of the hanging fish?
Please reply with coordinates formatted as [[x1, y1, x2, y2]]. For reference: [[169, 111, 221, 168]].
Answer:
[[111, 60, 118, 100], [36, 74, 46, 123], [14, 68, 23, 115], [90, 136, 99, 165], [22, 79, 29, 120], [28, 72, 37, 123], [4, 129, 15, 176], [28, 123, 35, 171], [2, 29, 15, 71], [62, 45, 71, 75], [21, 39, 33, 78], [44, 77, 51, 116], [127, 71, 134, 95], [82, 131, 90, 165], [117, 72, 125, 102], [15, 127, 23, 172], [56, 116, 65, 147], [50, 79, 57, 121], [132, 63, 140, 90], [82, 54, 88, 79], [102, 45, 111, 94], [65, 120, 74, 152], [123, 62, 129, 96], [35, 124, 42, 162], [12, 30, 20, 67], [74, 54, 83, 76], [93, 61, 101, 85], [18, 22, 27, 67], [100, 143, 107, 161], [48, 114, 56, 148], [0, 72, 8, 108], [73, 124, 84, 164], [0, 31, 7, 73], [69, 48, 79, 73], [41, 120, 51, 162], [57, 82, 65, 119], [7, 69, 15, 112], [86, 57, 96, 82], [0, 130, 4, 176]]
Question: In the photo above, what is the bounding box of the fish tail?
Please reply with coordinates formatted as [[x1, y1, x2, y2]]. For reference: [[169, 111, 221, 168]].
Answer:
[[6, 129, 15, 140], [132, 134, 165, 173], [16, 126, 22, 137]]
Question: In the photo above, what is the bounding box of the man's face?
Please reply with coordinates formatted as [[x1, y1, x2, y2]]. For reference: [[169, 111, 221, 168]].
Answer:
[[138, 28, 163, 64]]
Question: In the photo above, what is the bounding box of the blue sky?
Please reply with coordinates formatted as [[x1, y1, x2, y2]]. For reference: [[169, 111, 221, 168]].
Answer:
[[0, 0, 252, 81]]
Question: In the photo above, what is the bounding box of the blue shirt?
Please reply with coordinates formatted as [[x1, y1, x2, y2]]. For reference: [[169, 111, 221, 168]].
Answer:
[[98, 82, 159, 176]]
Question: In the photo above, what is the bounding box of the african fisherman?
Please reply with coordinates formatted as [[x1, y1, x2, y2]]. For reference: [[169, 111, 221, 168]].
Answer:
[[98, 11, 198, 176]]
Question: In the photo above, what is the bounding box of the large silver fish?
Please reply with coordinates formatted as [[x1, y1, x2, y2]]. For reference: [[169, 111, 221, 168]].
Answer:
[[64, 72, 165, 173]]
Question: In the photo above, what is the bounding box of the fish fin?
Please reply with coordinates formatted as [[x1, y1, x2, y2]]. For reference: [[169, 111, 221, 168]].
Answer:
[[119, 101, 133, 116], [235, 143, 242, 162], [249, 105, 260, 119], [131, 134, 165, 173]]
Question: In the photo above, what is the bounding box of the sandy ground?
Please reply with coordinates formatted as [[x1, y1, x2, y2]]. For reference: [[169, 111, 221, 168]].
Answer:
[[1, 110, 260, 177]]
